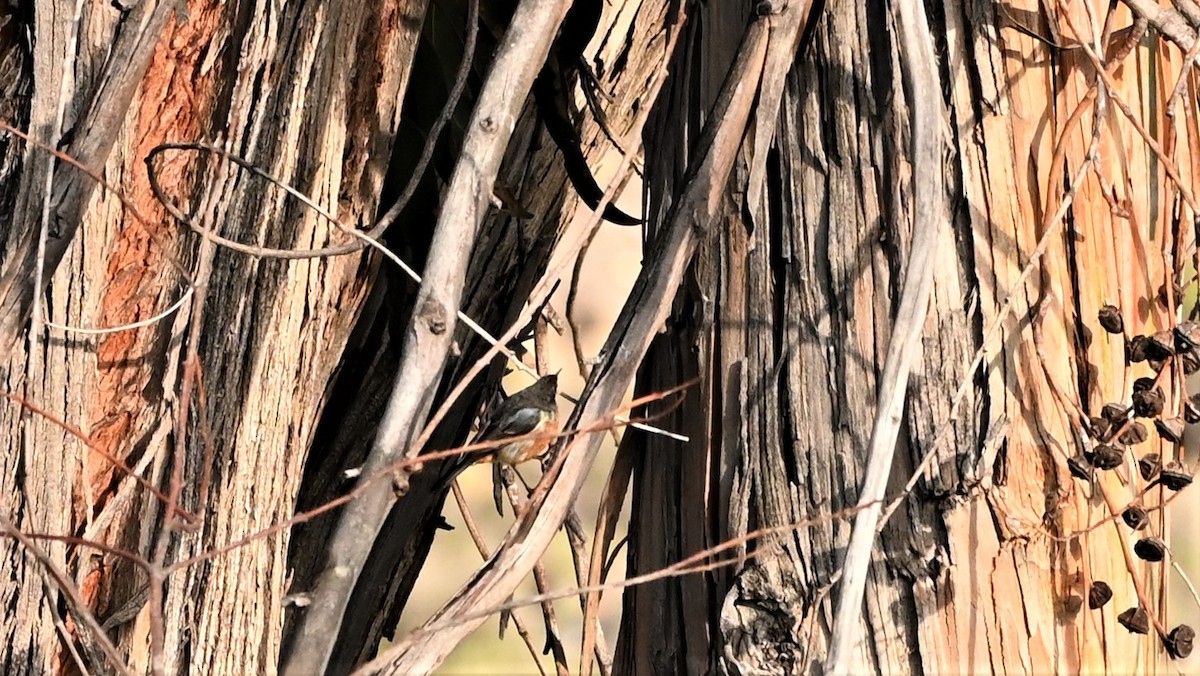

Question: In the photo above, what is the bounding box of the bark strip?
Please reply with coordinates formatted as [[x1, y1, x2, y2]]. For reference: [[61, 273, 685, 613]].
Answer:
[[356, 16, 773, 675], [280, 0, 573, 671], [825, 0, 945, 671]]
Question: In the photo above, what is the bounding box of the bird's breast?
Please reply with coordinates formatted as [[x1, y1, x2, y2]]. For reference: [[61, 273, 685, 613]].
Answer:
[[495, 417, 559, 465]]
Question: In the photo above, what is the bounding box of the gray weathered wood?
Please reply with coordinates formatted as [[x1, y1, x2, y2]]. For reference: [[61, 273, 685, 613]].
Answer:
[[280, 0, 573, 672], [826, 0, 943, 669]]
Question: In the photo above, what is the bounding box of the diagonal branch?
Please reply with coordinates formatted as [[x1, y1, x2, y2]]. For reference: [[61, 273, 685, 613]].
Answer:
[[825, 0, 945, 671], [355, 15, 774, 675], [279, 0, 574, 672]]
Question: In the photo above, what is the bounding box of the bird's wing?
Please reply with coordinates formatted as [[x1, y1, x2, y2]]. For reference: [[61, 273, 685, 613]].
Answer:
[[486, 406, 546, 438]]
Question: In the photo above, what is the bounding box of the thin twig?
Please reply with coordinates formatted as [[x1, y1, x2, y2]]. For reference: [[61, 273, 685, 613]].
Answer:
[[579, 428, 635, 676], [1166, 19, 1200, 116], [450, 482, 548, 676], [497, 468, 570, 675], [11, 531, 146, 570], [826, 0, 943, 670], [0, 514, 131, 676], [51, 590, 94, 676], [562, 507, 612, 676], [567, 220, 603, 381], [1171, 559, 1200, 613], [43, 287, 194, 336]]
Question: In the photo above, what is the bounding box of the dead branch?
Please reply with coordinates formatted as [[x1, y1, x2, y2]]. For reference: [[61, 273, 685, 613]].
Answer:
[[826, 0, 944, 670], [280, 2, 576, 669], [357, 14, 771, 674]]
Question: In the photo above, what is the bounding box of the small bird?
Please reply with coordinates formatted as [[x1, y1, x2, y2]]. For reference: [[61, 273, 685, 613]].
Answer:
[[436, 374, 560, 489], [473, 373, 560, 465]]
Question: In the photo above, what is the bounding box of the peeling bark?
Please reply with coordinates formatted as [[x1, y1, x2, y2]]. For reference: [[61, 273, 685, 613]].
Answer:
[[1, 1, 427, 672], [0, 0, 1186, 673], [620, 0, 1179, 674]]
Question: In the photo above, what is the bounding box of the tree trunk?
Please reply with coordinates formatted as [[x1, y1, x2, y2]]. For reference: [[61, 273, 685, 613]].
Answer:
[[0, 0, 1191, 673], [619, 0, 1183, 674], [0, 1, 429, 673], [0, 0, 648, 672]]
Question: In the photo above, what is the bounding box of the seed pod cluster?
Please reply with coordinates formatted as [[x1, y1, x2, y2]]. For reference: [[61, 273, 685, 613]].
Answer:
[[1185, 394, 1200, 423], [1101, 403, 1128, 424], [1133, 537, 1167, 562], [1155, 417, 1185, 443], [1067, 456, 1091, 481], [1085, 308, 1198, 656], [1083, 310, 1198, 480], [1118, 421, 1149, 445], [1122, 505, 1149, 530], [1089, 445, 1124, 470], [1128, 335, 1150, 363], [1159, 462, 1194, 491], [1132, 388, 1165, 417], [1146, 331, 1176, 360], [1160, 282, 1186, 308], [1098, 305, 1124, 334], [1138, 453, 1161, 481]]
